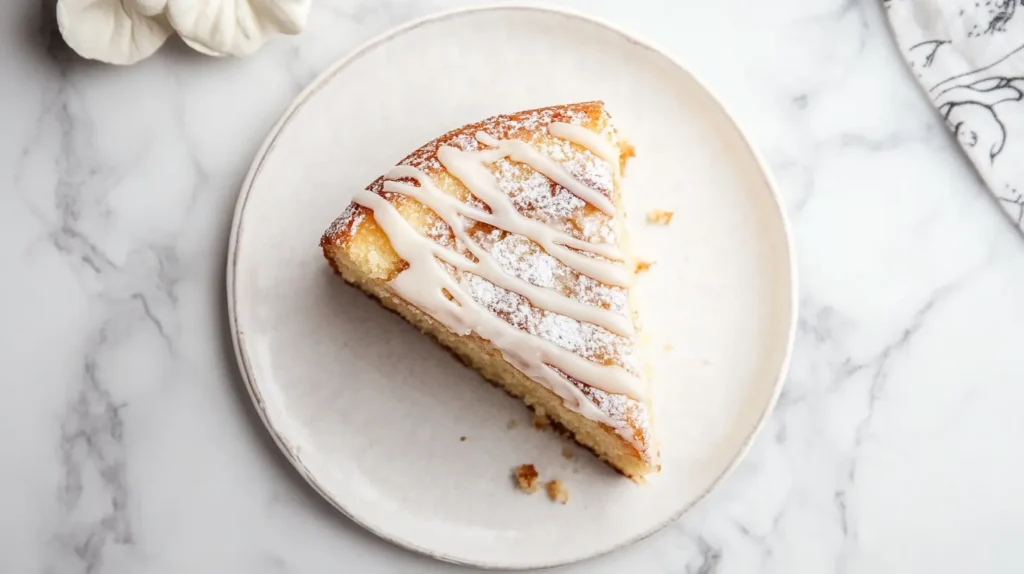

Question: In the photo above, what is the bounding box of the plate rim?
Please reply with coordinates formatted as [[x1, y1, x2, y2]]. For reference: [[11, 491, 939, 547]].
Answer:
[[226, 3, 799, 569]]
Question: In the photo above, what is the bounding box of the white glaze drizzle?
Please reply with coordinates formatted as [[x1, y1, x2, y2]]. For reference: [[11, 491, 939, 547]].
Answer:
[[381, 174, 633, 337], [474, 132, 617, 216], [384, 165, 629, 286], [548, 122, 619, 165], [350, 125, 646, 444], [354, 189, 643, 406]]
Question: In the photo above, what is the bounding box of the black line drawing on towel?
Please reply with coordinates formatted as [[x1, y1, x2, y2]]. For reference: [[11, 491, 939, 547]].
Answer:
[[972, 0, 1019, 36], [998, 184, 1024, 225], [909, 40, 950, 68], [929, 43, 1024, 93], [887, 0, 1024, 232], [886, 0, 1019, 32], [904, 1, 1024, 163], [934, 76, 1024, 161]]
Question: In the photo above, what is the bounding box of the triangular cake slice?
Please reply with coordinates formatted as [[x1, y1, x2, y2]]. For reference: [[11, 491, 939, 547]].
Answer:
[[320, 102, 658, 479]]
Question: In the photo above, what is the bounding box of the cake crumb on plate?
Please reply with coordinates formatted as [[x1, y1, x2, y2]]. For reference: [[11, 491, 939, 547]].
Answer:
[[546, 480, 569, 504], [507, 419, 519, 430], [634, 259, 655, 274], [514, 464, 539, 493], [646, 209, 674, 225], [561, 447, 574, 460]]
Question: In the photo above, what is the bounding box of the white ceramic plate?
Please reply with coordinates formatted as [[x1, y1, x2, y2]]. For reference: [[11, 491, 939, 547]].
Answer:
[[228, 5, 796, 569]]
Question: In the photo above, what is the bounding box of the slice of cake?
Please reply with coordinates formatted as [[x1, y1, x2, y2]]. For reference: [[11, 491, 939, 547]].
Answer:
[[320, 102, 658, 479]]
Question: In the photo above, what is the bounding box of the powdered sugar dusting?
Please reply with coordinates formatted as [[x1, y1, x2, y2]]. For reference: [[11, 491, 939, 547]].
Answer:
[[487, 233, 558, 289], [458, 268, 652, 447], [322, 203, 364, 244], [459, 272, 637, 371], [472, 231, 630, 317]]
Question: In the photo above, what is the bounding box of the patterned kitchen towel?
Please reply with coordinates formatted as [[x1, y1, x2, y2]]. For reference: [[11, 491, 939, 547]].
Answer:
[[885, 0, 1024, 232]]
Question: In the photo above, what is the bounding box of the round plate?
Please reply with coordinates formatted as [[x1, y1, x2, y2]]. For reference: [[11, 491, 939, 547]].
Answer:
[[227, 5, 796, 570]]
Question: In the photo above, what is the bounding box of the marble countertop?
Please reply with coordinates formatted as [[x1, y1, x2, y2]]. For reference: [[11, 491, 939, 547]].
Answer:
[[3, 1, 1023, 572]]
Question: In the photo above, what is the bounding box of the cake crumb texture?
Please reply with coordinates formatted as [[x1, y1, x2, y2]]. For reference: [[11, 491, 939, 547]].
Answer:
[[514, 464, 540, 493], [646, 209, 674, 225], [546, 480, 569, 504]]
